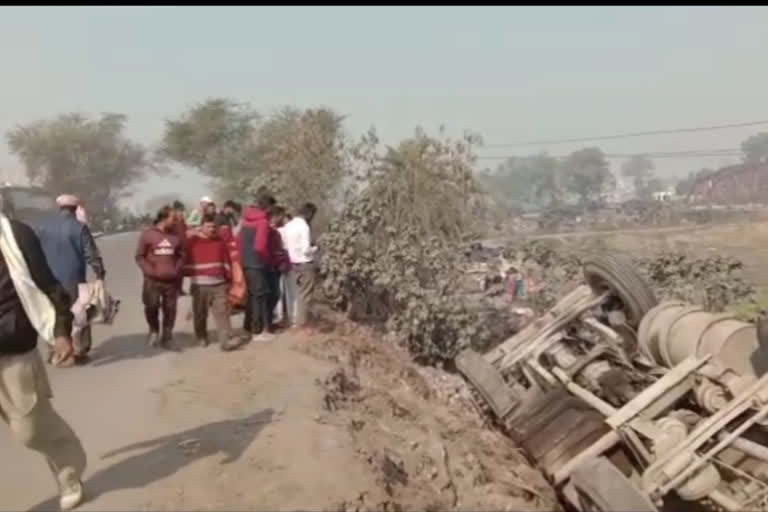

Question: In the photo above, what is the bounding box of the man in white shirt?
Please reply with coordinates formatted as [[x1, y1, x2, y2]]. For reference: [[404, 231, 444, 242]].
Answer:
[[281, 202, 318, 330]]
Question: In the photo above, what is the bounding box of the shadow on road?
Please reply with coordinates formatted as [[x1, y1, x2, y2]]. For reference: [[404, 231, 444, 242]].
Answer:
[[27, 408, 276, 511], [91, 333, 198, 367]]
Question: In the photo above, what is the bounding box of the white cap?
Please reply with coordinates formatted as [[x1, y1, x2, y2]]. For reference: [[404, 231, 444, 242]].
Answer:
[[200, 196, 213, 204], [56, 194, 81, 207]]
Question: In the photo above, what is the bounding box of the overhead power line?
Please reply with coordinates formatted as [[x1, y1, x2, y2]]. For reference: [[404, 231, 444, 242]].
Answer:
[[483, 120, 768, 148], [476, 149, 744, 161]]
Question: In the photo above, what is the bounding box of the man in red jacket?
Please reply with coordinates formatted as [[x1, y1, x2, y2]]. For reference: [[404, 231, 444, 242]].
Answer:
[[135, 206, 185, 349], [184, 214, 242, 351], [239, 192, 280, 342]]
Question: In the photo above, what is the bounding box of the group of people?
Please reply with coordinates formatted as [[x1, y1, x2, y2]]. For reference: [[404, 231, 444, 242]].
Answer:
[[134, 189, 319, 352], [0, 188, 320, 511]]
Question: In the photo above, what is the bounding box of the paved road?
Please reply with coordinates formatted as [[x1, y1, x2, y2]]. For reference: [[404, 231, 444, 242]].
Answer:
[[0, 231, 215, 511]]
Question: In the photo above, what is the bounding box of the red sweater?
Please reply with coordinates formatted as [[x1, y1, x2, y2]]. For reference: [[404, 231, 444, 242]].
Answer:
[[270, 227, 291, 273], [183, 234, 232, 285], [135, 226, 185, 282]]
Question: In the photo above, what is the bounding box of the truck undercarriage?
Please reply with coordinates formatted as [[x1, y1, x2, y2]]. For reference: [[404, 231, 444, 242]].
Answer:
[[456, 255, 768, 511]]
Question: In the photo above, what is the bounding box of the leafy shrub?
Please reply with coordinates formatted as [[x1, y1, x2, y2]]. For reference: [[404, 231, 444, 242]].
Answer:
[[319, 129, 494, 364], [496, 241, 754, 314], [635, 252, 755, 311]]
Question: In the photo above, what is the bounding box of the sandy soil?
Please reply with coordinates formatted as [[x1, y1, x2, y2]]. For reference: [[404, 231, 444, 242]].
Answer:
[[132, 322, 558, 512]]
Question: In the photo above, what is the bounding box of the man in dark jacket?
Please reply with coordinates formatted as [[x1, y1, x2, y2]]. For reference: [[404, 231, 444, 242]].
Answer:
[[0, 216, 87, 510], [215, 200, 241, 231], [135, 206, 185, 349], [33, 194, 106, 364], [239, 192, 277, 342]]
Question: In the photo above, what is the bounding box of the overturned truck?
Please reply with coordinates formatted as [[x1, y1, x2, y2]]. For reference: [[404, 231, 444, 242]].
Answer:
[[456, 255, 768, 511]]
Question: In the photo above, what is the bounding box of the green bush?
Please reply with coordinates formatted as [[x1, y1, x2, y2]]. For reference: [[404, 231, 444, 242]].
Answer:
[[319, 129, 495, 364]]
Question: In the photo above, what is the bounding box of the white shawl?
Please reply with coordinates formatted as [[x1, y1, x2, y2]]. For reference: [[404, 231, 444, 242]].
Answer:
[[0, 215, 56, 342]]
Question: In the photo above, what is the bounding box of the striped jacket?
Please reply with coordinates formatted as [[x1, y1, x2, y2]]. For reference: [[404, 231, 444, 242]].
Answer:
[[183, 233, 232, 286]]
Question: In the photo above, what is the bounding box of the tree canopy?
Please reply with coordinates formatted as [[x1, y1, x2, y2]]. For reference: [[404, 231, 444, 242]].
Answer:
[[480, 147, 616, 210], [561, 147, 614, 204], [479, 153, 561, 210], [161, 99, 349, 211], [6, 112, 148, 213], [243, 107, 349, 209], [742, 132, 768, 164], [621, 154, 656, 198], [159, 98, 259, 186]]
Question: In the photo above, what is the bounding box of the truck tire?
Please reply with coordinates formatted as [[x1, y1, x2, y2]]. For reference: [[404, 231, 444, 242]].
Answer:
[[583, 255, 657, 329], [504, 388, 610, 479]]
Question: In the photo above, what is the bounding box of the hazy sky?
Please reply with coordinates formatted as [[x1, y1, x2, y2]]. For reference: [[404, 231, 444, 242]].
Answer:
[[2, 6, 767, 209]]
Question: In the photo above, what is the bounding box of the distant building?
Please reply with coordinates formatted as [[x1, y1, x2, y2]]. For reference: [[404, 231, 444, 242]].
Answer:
[[688, 162, 768, 204], [652, 187, 675, 202]]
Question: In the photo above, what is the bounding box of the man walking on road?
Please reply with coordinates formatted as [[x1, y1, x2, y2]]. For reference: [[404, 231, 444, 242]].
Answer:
[[0, 213, 87, 510], [184, 214, 242, 351], [34, 194, 106, 365], [282, 202, 319, 332], [135, 206, 185, 349]]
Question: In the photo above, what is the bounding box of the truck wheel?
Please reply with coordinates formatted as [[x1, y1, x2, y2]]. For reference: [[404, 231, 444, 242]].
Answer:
[[569, 456, 658, 512], [504, 388, 610, 479], [583, 255, 657, 329]]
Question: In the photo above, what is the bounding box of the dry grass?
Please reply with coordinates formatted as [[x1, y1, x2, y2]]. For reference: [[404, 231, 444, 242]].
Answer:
[[534, 220, 768, 318], [540, 220, 768, 289]]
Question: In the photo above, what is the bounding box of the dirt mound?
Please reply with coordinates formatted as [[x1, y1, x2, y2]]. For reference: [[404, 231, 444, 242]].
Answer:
[[299, 324, 558, 512], [146, 322, 557, 511]]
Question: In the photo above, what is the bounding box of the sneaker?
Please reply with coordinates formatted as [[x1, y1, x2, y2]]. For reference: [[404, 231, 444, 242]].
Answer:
[[59, 480, 84, 510], [147, 332, 160, 347], [251, 332, 275, 343], [221, 337, 245, 351], [197, 337, 210, 348]]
